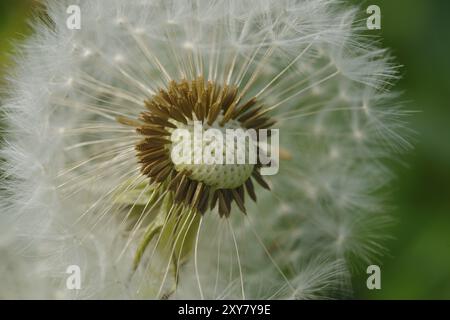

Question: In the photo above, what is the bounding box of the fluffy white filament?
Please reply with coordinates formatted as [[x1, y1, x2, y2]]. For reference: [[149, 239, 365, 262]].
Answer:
[[0, 0, 410, 299]]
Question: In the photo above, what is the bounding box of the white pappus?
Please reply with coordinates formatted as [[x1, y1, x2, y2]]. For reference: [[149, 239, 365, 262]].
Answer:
[[0, 0, 411, 299]]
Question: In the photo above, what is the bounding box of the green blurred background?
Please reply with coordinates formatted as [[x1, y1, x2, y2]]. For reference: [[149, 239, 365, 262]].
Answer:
[[1, 0, 449, 299]]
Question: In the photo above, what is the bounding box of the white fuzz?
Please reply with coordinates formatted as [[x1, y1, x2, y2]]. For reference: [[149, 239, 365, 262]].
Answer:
[[0, 0, 410, 299]]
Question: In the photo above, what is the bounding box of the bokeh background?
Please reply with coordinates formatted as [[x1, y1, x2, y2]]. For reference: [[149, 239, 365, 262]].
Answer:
[[1, 0, 449, 299]]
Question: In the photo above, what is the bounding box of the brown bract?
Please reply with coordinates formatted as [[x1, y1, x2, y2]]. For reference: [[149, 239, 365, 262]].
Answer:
[[117, 76, 274, 217]]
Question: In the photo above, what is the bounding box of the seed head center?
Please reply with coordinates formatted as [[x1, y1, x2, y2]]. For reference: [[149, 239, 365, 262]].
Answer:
[[119, 77, 273, 216], [169, 118, 255, 189]]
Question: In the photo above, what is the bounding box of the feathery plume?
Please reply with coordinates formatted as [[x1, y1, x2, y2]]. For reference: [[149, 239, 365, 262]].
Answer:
[[0, 0, 410, 299]]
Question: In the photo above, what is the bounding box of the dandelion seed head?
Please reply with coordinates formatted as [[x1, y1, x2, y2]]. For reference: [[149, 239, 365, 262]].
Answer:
[[0, 0, 410, 299]]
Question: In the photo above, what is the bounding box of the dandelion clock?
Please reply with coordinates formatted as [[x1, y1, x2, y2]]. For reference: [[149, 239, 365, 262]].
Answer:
[[0, 0, 411, 299]]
